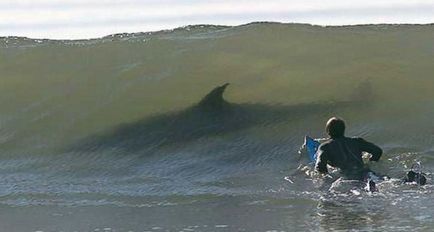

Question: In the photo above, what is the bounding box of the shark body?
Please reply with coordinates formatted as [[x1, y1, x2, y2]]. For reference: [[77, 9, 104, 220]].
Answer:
[[73, 83, 370, 153]]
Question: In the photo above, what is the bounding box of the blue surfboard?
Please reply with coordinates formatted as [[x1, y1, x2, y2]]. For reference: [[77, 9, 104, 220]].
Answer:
[[305, 136, 320, 162]]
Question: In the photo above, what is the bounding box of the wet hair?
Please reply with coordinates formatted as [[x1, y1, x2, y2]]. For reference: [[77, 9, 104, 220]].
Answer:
[[326, 117, 345, 138]]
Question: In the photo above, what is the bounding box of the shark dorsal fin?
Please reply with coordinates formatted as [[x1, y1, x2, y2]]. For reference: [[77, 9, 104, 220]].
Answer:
[[197, 83, 230, 110]]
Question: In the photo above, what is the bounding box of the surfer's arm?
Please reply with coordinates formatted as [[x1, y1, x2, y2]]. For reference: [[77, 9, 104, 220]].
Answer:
[[315, 145, 328, 174], [357, 138, 383, 161]]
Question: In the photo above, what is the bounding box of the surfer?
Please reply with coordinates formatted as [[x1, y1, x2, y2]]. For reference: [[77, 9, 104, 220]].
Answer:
[[315, 117, 383, 186]]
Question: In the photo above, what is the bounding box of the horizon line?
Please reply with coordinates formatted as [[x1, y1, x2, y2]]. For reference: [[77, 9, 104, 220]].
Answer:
[[2, 21, 434, 41]]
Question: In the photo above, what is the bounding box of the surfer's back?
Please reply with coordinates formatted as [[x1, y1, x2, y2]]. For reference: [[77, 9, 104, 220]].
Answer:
[[318, 137, 381, 169], [315, 117, 383, 179]]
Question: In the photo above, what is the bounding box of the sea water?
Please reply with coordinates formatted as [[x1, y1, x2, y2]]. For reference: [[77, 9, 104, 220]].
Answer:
[[0, 23, 433, 231]]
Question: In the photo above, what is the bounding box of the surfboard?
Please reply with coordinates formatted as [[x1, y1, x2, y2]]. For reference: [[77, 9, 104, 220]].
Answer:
[[305, 136, 320, 163]]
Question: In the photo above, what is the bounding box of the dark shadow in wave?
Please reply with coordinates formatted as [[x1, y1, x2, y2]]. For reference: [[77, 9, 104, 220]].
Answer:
[[70, 82, 373, 154]]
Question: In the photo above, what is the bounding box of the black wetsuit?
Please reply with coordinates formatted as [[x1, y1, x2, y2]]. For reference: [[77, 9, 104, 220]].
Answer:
[[315, 136, 382, 180]]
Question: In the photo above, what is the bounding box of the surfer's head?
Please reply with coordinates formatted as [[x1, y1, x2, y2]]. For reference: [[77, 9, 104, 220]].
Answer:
[[326, 117, 345, 138]]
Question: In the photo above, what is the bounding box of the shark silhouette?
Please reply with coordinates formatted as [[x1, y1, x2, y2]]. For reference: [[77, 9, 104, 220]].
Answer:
[[72, 83, 371, 153]]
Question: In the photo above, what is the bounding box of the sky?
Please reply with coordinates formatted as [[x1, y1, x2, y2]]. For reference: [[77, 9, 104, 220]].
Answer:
[[1, 0, 434, 39]]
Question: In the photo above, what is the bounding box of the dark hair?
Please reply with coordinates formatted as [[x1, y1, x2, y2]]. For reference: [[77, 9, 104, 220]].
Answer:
[[326, 117, 345, 138]]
